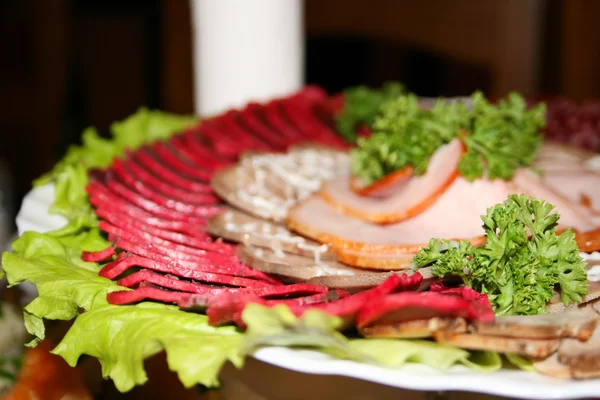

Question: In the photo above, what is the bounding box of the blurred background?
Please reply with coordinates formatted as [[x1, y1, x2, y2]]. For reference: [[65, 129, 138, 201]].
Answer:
[[0, 0, 599, 225]]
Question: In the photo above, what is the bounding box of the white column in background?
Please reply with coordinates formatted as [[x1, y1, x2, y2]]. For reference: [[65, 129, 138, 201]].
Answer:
[[190, 0, 304, 117]]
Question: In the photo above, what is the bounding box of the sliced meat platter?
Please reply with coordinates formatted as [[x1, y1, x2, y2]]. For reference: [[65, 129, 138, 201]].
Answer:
[[82, 85, 600, 380]]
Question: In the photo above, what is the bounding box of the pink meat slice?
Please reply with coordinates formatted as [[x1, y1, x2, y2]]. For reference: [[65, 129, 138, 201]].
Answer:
[[540, 169, 600, 212], [289, 176, 517, 248], [319, 138, 464, 224]]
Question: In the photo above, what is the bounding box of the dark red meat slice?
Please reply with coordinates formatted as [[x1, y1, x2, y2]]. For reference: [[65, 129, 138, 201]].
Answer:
[[429, 281, 493, 309], [170, 133, 231, 170], [116, 156, 215, 203], [98, 220, 235, 258], [101, 177, 222, 220], [99, 252, 278, 287], [132, 148, 213, 191], [239, 104, 290, 150], [262, 100, 305, 142], [283, 101, 348, 149], [94, 202, 209, 239], [206, 290, 347, 326], [356, 291, 495, 329], [118, 269, 328, 297], [81, 246, 115, 263], [221, 110, 274, 151], [109, 164, 219, 210], [199, 118, 249, 158], [88, 181, 207, 228], [151, 141, 216, 181], [105, 169, 220, 216]]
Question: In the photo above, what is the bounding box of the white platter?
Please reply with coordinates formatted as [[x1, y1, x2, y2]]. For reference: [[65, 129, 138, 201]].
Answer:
[[14, 183, 600, 400]]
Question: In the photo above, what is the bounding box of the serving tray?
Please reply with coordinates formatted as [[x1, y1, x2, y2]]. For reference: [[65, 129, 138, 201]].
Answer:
[[14, 183, 600, 400]]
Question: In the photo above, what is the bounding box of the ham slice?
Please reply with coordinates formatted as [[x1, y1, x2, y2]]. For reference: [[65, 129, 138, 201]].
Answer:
[[349, 166, 413, 198], [288, 176, 514, 255], [320, 138, 464, 224]]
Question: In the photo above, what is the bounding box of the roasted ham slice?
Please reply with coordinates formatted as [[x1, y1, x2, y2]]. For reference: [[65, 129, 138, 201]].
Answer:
[[288, 176, 514, 255], [320, 138, 464, 224]]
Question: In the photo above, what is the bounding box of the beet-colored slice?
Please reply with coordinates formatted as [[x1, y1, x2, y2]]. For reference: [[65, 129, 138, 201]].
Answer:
[[262, 100, 305, 142], [132, 148, 212, 191], [81, 246, 115, 263], [429, 281, 493, 309], [117, 156, 215, 202], [103, 177, 222, 220], [239, 104, 290, 150], [98, 220, 235, 259], [199, 119, 249, 158], [110, 238, 282, 285], [93, 201, 208, 239], [105, 169, 221, 216], [221, 110, 274, 151], [111, 158, 218, 205], [118, 269, 328, 298], [356, 291, 495, 329], [107, 285, 192, 306], [283, 100, 348, 149], [99, 253, 276, 287], [170, 134, 230, 170], [206, 290, 347, 326], [151, 141, 216, 181]]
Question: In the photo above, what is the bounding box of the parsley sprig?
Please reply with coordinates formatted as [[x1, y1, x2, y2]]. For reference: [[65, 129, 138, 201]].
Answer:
[[350, 91, 546, 185], [412, 195, 588, 316]]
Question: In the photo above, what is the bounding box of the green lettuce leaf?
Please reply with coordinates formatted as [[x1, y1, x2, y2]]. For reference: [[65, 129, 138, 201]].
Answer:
[[241, 304, 502, 372], [2, 232, 121, 345], [53, 303, 243, 392], [33, 108, 197, 224]]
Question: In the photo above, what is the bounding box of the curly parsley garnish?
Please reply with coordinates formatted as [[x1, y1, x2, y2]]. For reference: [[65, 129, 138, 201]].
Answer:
[[335, 82, 406, 144], [350, 91, 546, 185], [413, 195, 588, 316]]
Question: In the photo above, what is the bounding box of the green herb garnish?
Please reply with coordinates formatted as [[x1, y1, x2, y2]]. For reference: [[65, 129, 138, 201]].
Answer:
[[413, 194, 588, 316], [350, 92, 546, 185], [335, 82, 406, 144]]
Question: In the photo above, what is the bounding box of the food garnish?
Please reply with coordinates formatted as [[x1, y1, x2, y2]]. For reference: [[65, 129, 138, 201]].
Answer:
[[413, 194, 588, 316]]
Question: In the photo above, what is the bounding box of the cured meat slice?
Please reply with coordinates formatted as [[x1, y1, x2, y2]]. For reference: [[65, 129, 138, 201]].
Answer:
[[512, 168, 600, 233], [320, 139, 464, 224], [333, 248, 415, 270], [169, 134, 226, 171], [81, 246, 116, 263], [433, 331, 560, 358], [207, 209, 336, 260], [103, 177, 222, 220], [472, 307, 599, 340], [557, 324, 600, 374], [221, 110, 275, 151], [88, 180, 209, 227], [540, 169, 600, 212], [118, 269, 328, 297], [350, 167, 413, 198], [283, 101, 348, 149], [356, 290, 494, 329], [151, 141, 216, 181], [200, 119, 249, 158], [99, 252, 278, 287], [243, 103, 294, 148], [360, 317, 468, 339], [98, 220, 235, 257], [118, 155, 214, 199], [179, 129, 235, 166], [107, 168, 220, 216], [211, 146, 349, 223], [112, 157, 217, 205], [263, 100, 305, 142], [288, 176, 511, 255]]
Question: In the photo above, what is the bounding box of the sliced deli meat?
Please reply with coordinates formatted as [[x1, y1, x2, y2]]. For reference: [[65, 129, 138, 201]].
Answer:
[[288, 176, 513, 255], [207, 208, 336, 260], [350, 166, 413, 198], [360, 317, 468, 339], [320, 138, 464, 224]]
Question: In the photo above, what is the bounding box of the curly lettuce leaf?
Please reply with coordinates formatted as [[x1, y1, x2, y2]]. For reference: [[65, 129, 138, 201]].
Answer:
[[240, 304, 502, 372], [52, 303, 243, 392], [33, 109, 197, 224], [2, 232, 120, 345]]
